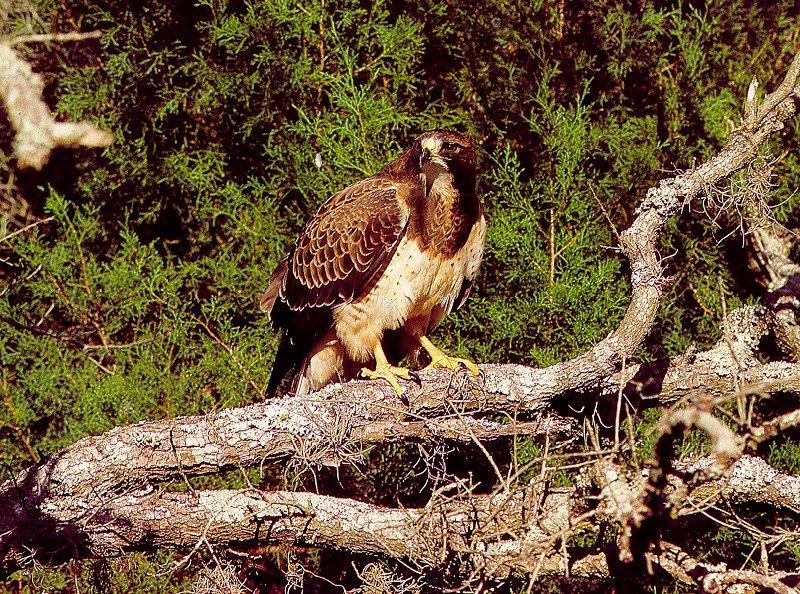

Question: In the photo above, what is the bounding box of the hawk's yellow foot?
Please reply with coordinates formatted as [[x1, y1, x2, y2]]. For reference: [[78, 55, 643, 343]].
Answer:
[[419, 336, 480, 375], [360, 343, 420, 396], [360, 364, 418, 395]]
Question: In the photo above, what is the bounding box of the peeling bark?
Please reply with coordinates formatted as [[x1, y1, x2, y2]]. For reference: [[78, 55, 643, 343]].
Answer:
[[603, 305, 800, 404], [3, 452, 796, 581]]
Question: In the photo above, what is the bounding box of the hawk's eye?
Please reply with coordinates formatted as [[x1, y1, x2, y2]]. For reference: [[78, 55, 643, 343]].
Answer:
[[442, 141, 461, 153]]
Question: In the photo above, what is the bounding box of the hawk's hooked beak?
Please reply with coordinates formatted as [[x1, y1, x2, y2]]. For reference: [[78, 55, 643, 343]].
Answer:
[[420, 137, 438, 168]]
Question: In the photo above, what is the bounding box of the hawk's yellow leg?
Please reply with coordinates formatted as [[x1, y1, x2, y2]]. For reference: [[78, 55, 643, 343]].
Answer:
[[419, 336, 480, 375], [360, 342, 418, 396]]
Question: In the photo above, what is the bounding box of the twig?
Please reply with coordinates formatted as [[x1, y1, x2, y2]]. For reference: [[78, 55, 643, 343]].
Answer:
[[0, 216, 53, 244], [6, 30, 102, 46]]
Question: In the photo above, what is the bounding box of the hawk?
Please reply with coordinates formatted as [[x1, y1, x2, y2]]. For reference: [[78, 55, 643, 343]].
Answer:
[[261, 129, 485, 396]]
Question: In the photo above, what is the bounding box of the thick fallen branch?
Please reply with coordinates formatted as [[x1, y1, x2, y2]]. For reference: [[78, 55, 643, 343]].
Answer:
[[1, 375, 575, 500], [650, 541, 799, 594], [679, 454, 800, 510], [4, 452, 796, 583], [0, 321, 792, 563], [603, 305, 800, 404], [42, 487, 578, 579]]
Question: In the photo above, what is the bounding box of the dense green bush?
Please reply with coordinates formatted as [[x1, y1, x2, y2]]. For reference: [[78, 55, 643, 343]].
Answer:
[[2, 0, 800, 590]]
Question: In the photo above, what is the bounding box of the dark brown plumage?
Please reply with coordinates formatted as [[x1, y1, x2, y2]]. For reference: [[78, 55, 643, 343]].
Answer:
[[262, 129, 485, 396]]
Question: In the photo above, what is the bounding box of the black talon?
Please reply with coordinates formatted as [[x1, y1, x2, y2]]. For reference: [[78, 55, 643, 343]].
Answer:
[[408, 370, 422, 386]]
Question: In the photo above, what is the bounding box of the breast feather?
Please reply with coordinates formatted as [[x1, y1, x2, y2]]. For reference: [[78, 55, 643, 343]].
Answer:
[[332, 214, 485, 362]]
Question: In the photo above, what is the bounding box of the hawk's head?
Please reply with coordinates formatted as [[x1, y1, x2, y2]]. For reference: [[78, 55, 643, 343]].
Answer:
[[416, 130, 476, 181], [388, 129, 481, 253]]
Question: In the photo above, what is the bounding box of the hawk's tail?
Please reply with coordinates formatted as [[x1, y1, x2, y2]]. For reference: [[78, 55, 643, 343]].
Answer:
[[266, 328, 302, 396], [265, 300, 334, 397]]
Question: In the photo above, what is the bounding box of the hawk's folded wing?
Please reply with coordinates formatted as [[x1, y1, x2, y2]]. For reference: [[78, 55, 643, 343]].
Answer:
[[260, 176, 410, 315]]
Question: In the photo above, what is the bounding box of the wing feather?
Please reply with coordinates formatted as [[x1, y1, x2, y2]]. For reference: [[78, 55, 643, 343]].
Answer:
[[261, 175, 412, 396], [278, 176, 409, 310]]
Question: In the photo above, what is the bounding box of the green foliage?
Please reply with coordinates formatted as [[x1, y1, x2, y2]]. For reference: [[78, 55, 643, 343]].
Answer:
[[9, 553, 193, 593], [456, 80, 632, 365], [768, 436, 800, 475], [2, 0, 800, 590], [514, 436, 572, 487]]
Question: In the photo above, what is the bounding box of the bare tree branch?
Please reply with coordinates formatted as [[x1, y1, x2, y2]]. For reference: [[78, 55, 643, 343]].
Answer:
[[5, 30, 102, 45], [650, 541, 799, 594], [678, 454, 800, 510], [601, 305, 797, 405], [4, 448, 798, 583], [0, 41, 112, 170]]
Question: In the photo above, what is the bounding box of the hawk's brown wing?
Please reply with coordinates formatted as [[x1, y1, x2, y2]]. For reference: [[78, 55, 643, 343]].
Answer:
[[261, 175, 410, 396], [262, 175, 409, 313]]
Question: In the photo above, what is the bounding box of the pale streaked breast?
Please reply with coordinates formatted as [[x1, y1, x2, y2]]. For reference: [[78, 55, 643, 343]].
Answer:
[[332, 215, 486, 362]]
